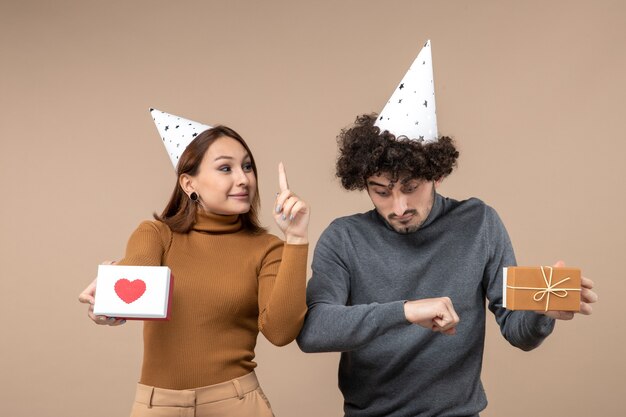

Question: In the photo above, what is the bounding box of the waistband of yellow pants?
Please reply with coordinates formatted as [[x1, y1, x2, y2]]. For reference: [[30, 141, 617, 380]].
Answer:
[[135, 372, 260, 408]]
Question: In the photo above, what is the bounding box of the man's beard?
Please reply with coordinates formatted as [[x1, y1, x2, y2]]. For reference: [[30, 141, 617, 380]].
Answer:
[[385, 186, 436, 234], [395, 223, 422, 234], [386, 209, 423, 234]]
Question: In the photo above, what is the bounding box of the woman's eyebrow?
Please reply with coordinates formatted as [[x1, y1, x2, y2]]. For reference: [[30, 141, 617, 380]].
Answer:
[[213, 155, 234, 161], [214, 153, 250, 162]]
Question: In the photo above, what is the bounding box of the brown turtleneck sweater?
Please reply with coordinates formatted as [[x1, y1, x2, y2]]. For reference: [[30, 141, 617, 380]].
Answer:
[[117, 211, 308, 390]]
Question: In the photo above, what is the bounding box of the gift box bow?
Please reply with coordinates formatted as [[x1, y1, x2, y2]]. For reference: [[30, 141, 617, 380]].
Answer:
[[506, 266, 581, 311]]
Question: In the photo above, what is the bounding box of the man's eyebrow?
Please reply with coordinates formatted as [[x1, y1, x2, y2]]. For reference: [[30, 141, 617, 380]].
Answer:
[[400, 177, 421, 185], [367, 180, 390, 187]]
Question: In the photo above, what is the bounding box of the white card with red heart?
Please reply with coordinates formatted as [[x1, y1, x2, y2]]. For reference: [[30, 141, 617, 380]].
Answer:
[[93, 265, 172, 320]]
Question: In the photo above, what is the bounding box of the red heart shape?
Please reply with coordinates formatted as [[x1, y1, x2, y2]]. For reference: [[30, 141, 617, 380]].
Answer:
[[114, 278, 146, 304]]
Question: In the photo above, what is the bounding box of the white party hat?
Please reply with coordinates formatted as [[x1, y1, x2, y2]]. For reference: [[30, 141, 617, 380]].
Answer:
[[374, 40, 438, 142], [149, 108, 212, 168]]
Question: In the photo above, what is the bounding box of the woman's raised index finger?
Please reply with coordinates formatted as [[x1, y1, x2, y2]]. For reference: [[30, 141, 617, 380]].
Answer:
[[278, 162, 289, 192]]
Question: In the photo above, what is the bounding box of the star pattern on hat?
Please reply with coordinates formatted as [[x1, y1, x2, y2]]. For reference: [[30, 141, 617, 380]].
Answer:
[[374, 40, 438, 142], [150, 108, 212, 169]]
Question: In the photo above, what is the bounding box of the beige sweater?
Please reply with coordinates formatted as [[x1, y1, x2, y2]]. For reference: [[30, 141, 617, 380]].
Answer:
[[118, 210, 308, 389]]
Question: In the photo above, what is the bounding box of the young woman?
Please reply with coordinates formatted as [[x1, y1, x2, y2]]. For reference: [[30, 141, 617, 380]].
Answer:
[[78, 125, 309, 417]]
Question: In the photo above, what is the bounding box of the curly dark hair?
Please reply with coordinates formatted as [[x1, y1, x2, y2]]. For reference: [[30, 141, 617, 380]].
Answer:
[[336, 114, 459, 190]]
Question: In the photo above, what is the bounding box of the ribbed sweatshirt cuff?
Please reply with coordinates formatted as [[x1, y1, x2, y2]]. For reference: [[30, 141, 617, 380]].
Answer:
[[281, 243, 309, 263], [377, 300, 409, 328], [283, 242, 309, 249]]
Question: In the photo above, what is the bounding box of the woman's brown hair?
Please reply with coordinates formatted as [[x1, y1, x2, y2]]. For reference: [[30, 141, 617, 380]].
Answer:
[[154, 126, 265, 234]]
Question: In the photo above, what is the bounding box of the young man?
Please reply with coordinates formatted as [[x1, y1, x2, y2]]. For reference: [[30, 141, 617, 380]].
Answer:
[[297, 42, 597, 417]]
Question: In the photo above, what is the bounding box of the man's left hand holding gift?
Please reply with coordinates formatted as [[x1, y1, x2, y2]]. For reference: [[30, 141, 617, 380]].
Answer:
[[536, 260, 598, 320]]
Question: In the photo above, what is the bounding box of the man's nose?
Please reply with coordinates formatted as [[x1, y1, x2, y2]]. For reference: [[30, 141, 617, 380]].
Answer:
[[392, 195, 408, 216]]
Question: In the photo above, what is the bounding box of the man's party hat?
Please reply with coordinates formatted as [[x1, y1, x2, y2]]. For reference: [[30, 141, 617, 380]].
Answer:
[[374, 40, 438, 142]]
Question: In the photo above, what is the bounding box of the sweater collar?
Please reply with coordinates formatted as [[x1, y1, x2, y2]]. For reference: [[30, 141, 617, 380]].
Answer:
[[192, 210, 243, 233], [419, 192, 444, 230], [375, 192, 444, 234]]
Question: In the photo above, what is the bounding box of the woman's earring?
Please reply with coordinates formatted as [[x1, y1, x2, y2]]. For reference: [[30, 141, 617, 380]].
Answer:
[[190, 192, 198, 202]]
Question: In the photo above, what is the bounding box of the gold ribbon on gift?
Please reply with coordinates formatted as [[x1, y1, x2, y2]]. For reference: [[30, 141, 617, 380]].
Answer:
[[506, 266, 582, 311]]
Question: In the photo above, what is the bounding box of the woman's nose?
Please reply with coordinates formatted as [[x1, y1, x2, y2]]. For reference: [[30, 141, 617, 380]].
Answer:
[[236, 169, 250, 186]]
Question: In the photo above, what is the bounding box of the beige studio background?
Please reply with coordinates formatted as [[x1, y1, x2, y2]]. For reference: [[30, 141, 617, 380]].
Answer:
[[1, 1, 625, 416]]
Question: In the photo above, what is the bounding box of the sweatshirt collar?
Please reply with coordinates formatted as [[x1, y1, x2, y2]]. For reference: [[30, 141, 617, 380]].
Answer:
[[192, 210, 243, 233], [419, 192, 444, 230]]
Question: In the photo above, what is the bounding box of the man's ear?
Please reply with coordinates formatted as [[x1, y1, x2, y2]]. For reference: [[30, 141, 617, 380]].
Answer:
[[434, 178, 444, 188], [179, 174, 195, 195]]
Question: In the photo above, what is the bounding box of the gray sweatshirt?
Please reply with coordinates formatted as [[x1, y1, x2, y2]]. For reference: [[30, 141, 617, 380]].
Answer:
[[297, 194, 555, 417]]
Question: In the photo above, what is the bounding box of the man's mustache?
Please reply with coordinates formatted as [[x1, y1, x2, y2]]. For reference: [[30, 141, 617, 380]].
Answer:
[[388, 209, 417, 220]]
